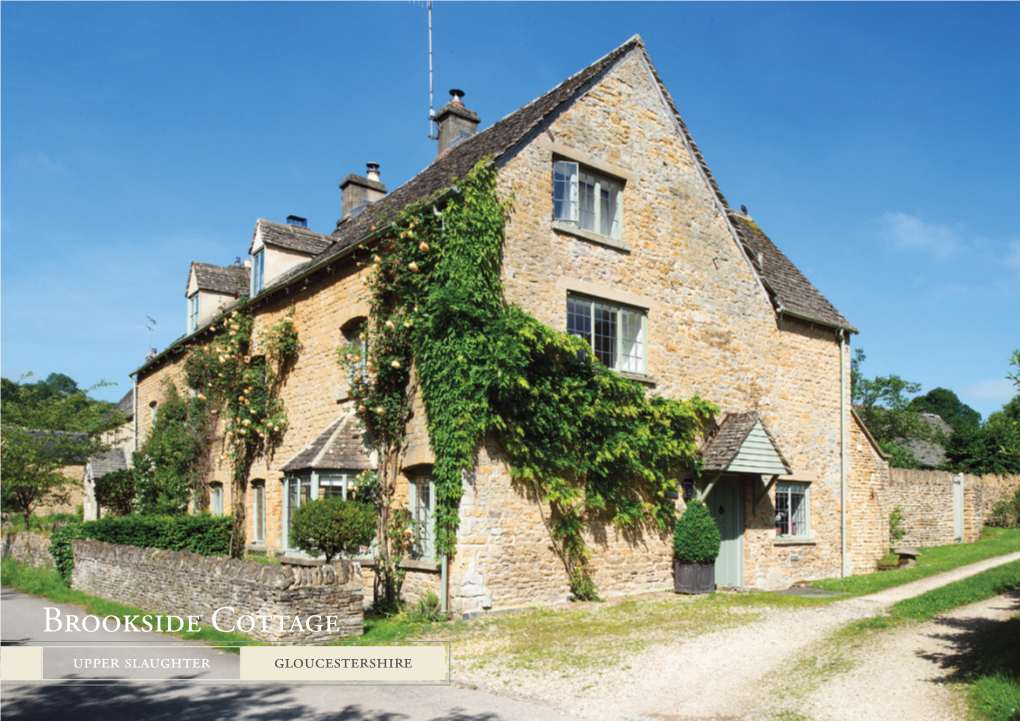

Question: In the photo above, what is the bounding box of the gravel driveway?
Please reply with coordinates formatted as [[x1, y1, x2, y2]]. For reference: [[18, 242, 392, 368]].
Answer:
[[449, 553, 1020, 721]]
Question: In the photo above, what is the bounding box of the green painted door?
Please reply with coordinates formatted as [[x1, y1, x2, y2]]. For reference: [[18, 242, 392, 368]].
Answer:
[[706, 477, 743, 587]]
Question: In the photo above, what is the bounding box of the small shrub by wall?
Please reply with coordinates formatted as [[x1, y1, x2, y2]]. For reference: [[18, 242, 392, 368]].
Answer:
[[71, 539, 363, 643]]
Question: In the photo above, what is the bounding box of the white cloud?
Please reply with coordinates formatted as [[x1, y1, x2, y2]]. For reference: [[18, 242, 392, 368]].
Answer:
[[1005, 240, 1020, 278], [957, 378, 1016, 404], [880, 211, 960, 262], [16, 150, 71, 177]]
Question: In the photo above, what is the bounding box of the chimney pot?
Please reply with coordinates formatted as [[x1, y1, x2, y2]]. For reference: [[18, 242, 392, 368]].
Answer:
[[339, 164, 387, 220], [435, 89, 480, 160]]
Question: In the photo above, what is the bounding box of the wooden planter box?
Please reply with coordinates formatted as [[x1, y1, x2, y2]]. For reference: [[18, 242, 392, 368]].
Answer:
[[673, 558, 715, 594]]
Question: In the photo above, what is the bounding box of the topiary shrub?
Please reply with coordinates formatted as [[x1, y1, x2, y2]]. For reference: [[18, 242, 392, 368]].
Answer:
[[673, 499, 721, 564], [290, 496, 376, 563]]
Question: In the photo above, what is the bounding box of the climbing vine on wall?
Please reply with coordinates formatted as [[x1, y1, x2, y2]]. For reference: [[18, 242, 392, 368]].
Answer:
[[341, 160, 716, 600], [184, 306, 300, 556]]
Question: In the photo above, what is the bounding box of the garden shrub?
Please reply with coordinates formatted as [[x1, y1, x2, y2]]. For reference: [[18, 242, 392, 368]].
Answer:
[[48, 515, 233, 583], [673, 499, 721, 564], [94, 468, 137, 517], [289, 496, 376, 562]]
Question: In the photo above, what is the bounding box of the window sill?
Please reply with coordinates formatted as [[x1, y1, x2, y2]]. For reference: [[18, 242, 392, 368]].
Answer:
[[552, 220, 631, 253], [617, 371, 656, 387], [774, 537, 817, 546]]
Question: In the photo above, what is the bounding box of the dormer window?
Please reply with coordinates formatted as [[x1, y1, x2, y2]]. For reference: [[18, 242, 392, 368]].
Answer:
[[553, 160, 623, 241], [251, 249, 265, 296], [187, 293, 200, 334]]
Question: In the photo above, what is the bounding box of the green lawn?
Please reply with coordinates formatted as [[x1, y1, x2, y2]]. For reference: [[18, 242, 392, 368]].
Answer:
[[814, 527, 1020, 597]]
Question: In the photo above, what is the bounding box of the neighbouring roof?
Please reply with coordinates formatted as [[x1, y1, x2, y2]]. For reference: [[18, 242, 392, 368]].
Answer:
[[88, 446, 128, 479], [255, 219, 334, 256], [189, 262, 248, 297], [113, 388, 134, 416], [700, 412, 792, 476], [729, 213, 856, 332], [279, 414, 374, 473], [902, 413, 953, 468]]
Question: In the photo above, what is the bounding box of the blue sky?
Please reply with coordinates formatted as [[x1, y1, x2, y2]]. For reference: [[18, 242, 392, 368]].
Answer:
[[3, 2, 1018, 418]]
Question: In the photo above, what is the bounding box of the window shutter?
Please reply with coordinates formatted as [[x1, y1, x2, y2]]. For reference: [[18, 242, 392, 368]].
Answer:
[[553, 161, 579, 222]]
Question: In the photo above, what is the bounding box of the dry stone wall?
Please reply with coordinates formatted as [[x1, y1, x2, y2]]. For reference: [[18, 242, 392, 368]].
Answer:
[[881, 469, 1020, 547], [70, 539, 363, 643], [1, 532, 54, 569]]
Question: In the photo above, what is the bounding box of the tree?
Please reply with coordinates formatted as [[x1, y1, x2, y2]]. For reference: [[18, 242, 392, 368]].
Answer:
[[289, 496, 376, 563], [851, 348, 940, 467], [908, 387, 981, 433], [0, 374, 124, 529], [944, 395, 1020, 475]]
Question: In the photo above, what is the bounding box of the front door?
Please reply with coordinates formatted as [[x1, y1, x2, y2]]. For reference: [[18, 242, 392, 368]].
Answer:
[[706, 477, 743, 587]]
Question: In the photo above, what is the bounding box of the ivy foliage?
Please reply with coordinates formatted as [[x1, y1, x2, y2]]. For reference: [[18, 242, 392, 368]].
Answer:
[[341, 160, 716, 599], [672, 499, 721, 563], [184, 307, 300, 555]]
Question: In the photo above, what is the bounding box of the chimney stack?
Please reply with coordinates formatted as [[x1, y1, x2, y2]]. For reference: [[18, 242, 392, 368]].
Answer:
[[340, 163, 387, 219], [435, 89, 480, 160]]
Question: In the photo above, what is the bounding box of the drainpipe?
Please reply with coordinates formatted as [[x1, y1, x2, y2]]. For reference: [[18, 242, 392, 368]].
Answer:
[[132, 374, 139, 453], [441, 554, 448, 615], [839, 330, 849, 577]]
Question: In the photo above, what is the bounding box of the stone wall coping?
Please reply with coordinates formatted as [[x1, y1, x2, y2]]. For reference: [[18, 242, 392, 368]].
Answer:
[[774, 537, 818, 547], [353, 556, 441, 573]]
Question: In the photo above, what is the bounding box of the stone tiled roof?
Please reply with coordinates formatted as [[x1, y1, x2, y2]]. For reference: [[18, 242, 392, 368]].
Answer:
[[700, 412, 792, 474], [139, 35, 854, 375], [279, 414, 374, 473], [255, 219, 334, 256], [189, 262, 248, 297], [729, 214, 856, 332], [89, 447, 129, 479], [902, 413, 953, 468]]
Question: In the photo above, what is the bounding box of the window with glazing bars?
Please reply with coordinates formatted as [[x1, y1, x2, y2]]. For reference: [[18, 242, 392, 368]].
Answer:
[[252, 481, 265, 543], [775, 482, 809, 538], [187, 293, 200, 333], [251, 250, 265, 296], [553, 161, 622, 240], [408, 474, 437, 560], [567, 294, 647, 374]]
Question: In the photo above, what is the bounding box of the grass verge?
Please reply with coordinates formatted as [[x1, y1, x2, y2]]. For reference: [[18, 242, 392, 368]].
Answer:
[[964, 613, 1020, 721], [1, 558, 258, 650], [813, 526, 1020, 598]]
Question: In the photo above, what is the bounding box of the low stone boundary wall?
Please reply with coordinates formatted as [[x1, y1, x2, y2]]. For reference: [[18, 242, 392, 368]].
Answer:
[[71, 539, 363, 643], [1, 532, 54, 569], [883, 470, 1019, 547]]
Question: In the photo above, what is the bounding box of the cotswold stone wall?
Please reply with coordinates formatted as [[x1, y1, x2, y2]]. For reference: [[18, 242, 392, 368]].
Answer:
[[845, 417, 891, 573], [1, 532, 54, 569], [70, 539, 363, 643], [881, 470, 1020, 547]]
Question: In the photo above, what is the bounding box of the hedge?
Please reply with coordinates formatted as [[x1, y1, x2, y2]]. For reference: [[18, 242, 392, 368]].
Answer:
[[49, 515, 233, 583]]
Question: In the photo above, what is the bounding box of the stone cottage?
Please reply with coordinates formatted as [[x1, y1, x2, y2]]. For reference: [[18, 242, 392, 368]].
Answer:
[[131, 36, 891, 612]]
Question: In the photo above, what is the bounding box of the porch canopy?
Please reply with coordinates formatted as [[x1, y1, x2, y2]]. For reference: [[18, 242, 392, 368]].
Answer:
[[280, 413, 374, 474], [698, 412, 792, 504]]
